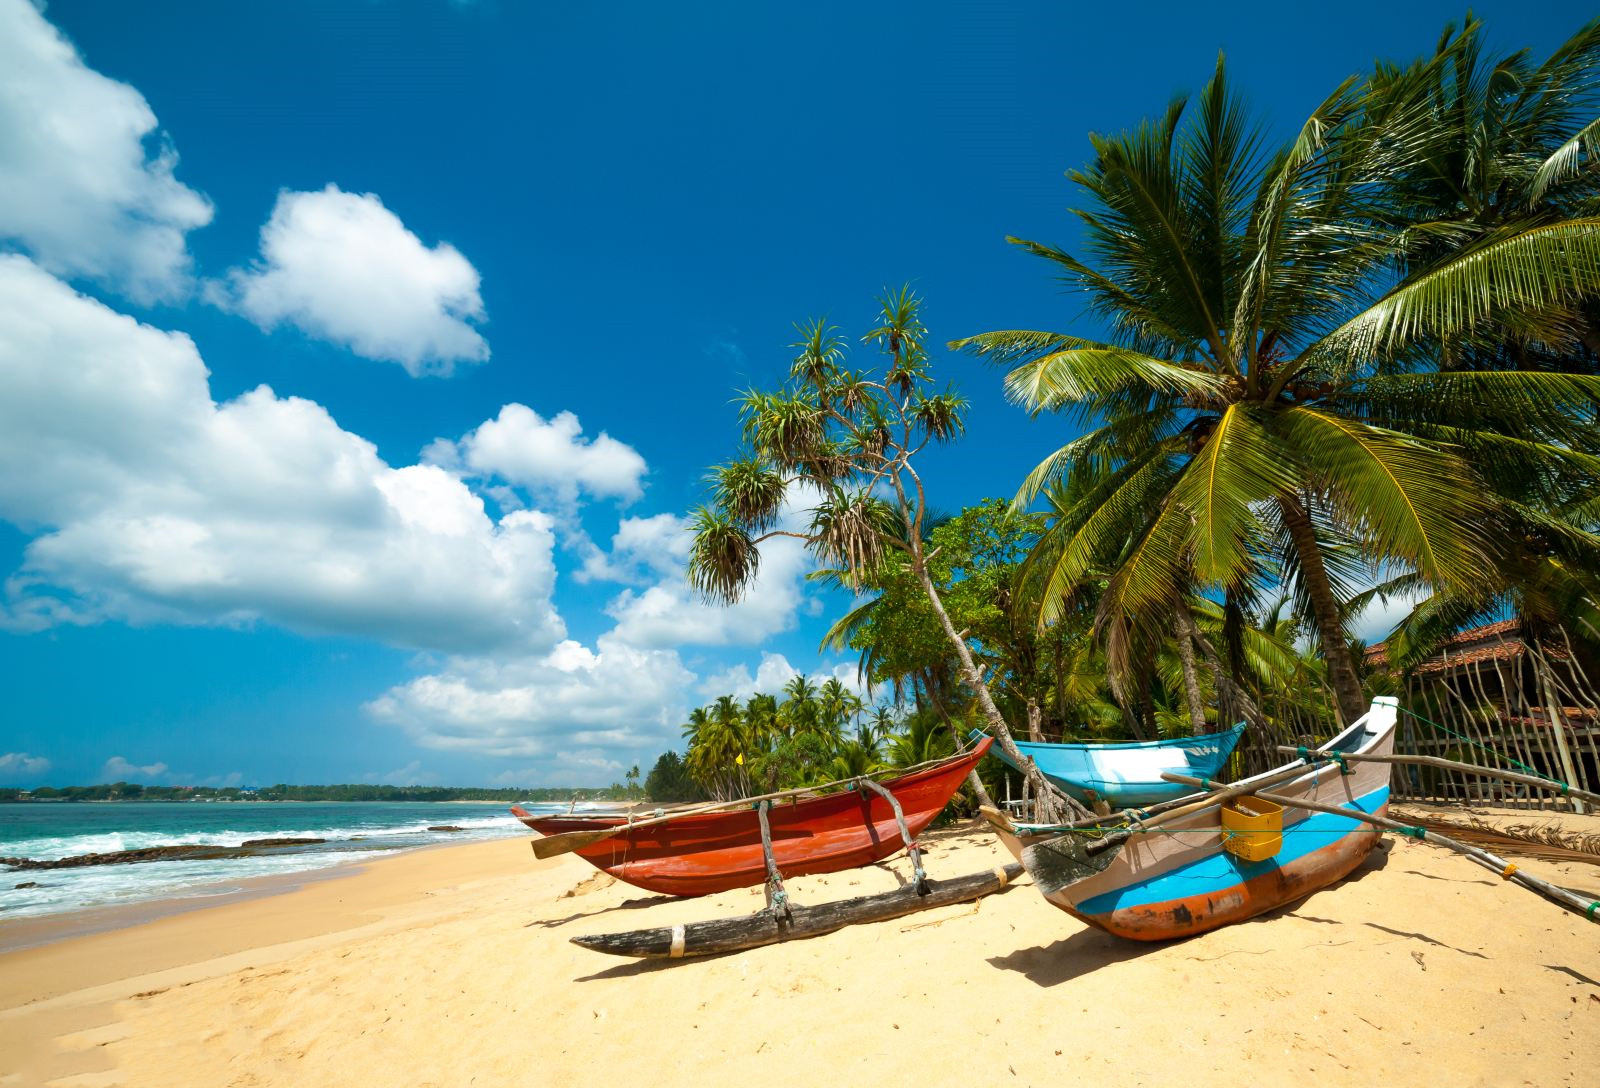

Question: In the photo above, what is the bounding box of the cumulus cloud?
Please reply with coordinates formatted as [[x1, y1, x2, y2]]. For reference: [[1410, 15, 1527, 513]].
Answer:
[[212, 186, 487, 375], [366, 633, 695, 776], [0, 752, 51, 781], [0, 0, 212, 302], [431, 404, 648, 505], [577, 513, 691, 583], [698, 653, 869, 702], [102, 756, 170, 783], [0, 256, 563, 654], [605, 531, 810, 649]]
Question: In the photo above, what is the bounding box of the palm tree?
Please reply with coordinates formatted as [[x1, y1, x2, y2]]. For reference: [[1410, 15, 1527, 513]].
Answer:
[[868, 704, 900, 742], [779, 675, 820, 740], [690, 289, 1084, 819], [817, 677, 861, 749], [954, 54, 1600, 725], [885, 709, 957, 769]]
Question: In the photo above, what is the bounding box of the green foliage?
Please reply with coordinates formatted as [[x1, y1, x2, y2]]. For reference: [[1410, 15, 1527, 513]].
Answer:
[[643, 751, 704, 803], [953, 30, 1600, 721]]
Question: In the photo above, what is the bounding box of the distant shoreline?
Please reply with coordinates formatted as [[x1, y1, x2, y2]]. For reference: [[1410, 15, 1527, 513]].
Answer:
[[0, 793, 620, 805]]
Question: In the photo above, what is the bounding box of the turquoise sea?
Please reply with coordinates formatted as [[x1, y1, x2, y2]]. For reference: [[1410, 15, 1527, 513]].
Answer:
[[0, 800, 591, 925]]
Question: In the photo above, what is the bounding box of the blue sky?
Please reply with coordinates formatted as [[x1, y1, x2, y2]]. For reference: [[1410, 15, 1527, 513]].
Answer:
[[0, 0, 1588, 789]]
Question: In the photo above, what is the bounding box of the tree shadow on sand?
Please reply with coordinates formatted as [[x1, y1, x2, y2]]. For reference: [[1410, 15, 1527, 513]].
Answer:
[[525, 893, 679, 930]]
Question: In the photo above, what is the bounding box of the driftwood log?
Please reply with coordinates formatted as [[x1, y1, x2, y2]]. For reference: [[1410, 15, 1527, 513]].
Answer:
[[571, 862, 1024, 959]]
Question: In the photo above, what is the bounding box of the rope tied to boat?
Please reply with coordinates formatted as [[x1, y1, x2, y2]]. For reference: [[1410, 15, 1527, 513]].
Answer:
[[1329, 751, 1353, 776], [1500, 862, 1519, 880], [1588, 900, 1599, 921], [1397, 825, 1427, 840], [853, 776, 928, 893]]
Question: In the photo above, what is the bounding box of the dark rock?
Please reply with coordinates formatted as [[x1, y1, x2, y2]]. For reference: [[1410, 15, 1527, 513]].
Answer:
[[1, 838, 330, 871], [427, 825, 465, 832], [14, 881, 39, 889], [239, 837, 326, 848], [1, 845, 238, 870]]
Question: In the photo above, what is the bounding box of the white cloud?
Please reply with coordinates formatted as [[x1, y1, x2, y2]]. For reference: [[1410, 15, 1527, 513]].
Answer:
[[0, 256, 563, 654], [0, 0, 212, 302], [432, 403, 648, 505], [698, 653, 870, 702], [577, 513, 691, 583], [213, 186, 487, 375], [366, 633, 694, 775], [605, 531, 810, 649], [102, 756, 170, 783], [0, 752, 51, 780], [1349, 583, 1429, 644], [698, 651, 803, 700]]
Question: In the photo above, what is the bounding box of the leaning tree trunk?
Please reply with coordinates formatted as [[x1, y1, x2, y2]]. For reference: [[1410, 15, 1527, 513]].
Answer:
[[926, 681, 998, 812], [1277, 493, 1366, 725], [912, 563, 1089, 822], [1172, 601, 1209, 736]]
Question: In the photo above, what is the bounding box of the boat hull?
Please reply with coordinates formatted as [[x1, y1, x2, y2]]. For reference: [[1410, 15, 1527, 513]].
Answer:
[[980, 724, 1246, 808], [513, 739, 990, 897], [1014, 699, 1398, 941]]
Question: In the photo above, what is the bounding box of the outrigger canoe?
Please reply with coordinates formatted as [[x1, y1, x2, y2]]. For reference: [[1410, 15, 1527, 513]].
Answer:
[[976, 722, 1247, 808], [984, 698, 1397, 940], [512, 737, 991, 897]]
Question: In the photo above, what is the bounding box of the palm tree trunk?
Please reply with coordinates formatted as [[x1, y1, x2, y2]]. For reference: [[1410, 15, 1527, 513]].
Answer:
[[911, 563, 1089, 822], [1277, 493, 1366, 724], [1173, 601, 1209, 735]]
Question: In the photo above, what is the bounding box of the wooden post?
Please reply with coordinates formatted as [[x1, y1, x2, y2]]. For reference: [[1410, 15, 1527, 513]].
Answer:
[[1535, 648, 1587, 815]]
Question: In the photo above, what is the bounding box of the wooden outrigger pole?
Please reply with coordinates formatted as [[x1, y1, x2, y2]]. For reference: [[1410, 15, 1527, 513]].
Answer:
[[1270, 747, 1600, 808]]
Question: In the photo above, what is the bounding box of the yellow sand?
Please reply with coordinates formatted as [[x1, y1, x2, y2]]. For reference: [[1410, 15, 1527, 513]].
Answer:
[[3, 813, 1598, 1088]]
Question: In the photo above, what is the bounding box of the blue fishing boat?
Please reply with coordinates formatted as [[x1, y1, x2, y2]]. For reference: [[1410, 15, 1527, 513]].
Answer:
[[984, 698, 1399, 941], [977, 722, 1247, 808]]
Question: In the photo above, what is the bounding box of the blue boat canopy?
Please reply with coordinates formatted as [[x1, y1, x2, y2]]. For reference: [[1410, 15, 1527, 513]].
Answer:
[[974, 722, 1248, 808]]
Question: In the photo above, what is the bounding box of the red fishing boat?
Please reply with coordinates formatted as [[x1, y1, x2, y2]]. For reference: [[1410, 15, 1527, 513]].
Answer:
[[512, 737, 991, 897]]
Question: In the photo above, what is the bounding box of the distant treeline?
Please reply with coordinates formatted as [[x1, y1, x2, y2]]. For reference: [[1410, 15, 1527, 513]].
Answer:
[[0, 783, 624, 803]]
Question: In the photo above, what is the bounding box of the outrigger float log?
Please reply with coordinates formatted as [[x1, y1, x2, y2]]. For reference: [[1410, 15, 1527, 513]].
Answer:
[[572, 862, 1025, 959]]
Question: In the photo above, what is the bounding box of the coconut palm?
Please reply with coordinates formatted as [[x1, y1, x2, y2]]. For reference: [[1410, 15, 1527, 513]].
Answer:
[[690, 290, 1092, 820], [953, 54, 1600, 725]]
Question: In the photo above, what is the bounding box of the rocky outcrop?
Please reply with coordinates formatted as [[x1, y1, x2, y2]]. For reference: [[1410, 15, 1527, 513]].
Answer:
[[239, 837, 326, 848], [2, 838, 328, 871]]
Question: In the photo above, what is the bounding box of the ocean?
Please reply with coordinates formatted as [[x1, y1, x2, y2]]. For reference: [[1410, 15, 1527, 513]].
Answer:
[[0, 799, 592, 924]]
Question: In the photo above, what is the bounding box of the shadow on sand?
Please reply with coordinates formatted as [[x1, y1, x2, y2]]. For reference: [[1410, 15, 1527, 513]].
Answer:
[[986, 927, 1152, 987], [989, 838, 1403, 985], [573, 946, 741, 982], [526, 893, 680, 930]]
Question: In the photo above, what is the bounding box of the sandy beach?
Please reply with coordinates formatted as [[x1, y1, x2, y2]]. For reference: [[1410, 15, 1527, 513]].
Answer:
[[2, 811, 1597, 1088]]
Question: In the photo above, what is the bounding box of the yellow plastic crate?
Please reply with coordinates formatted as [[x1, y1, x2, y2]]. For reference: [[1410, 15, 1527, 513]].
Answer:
[[1221, 796, 1283, 862]]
